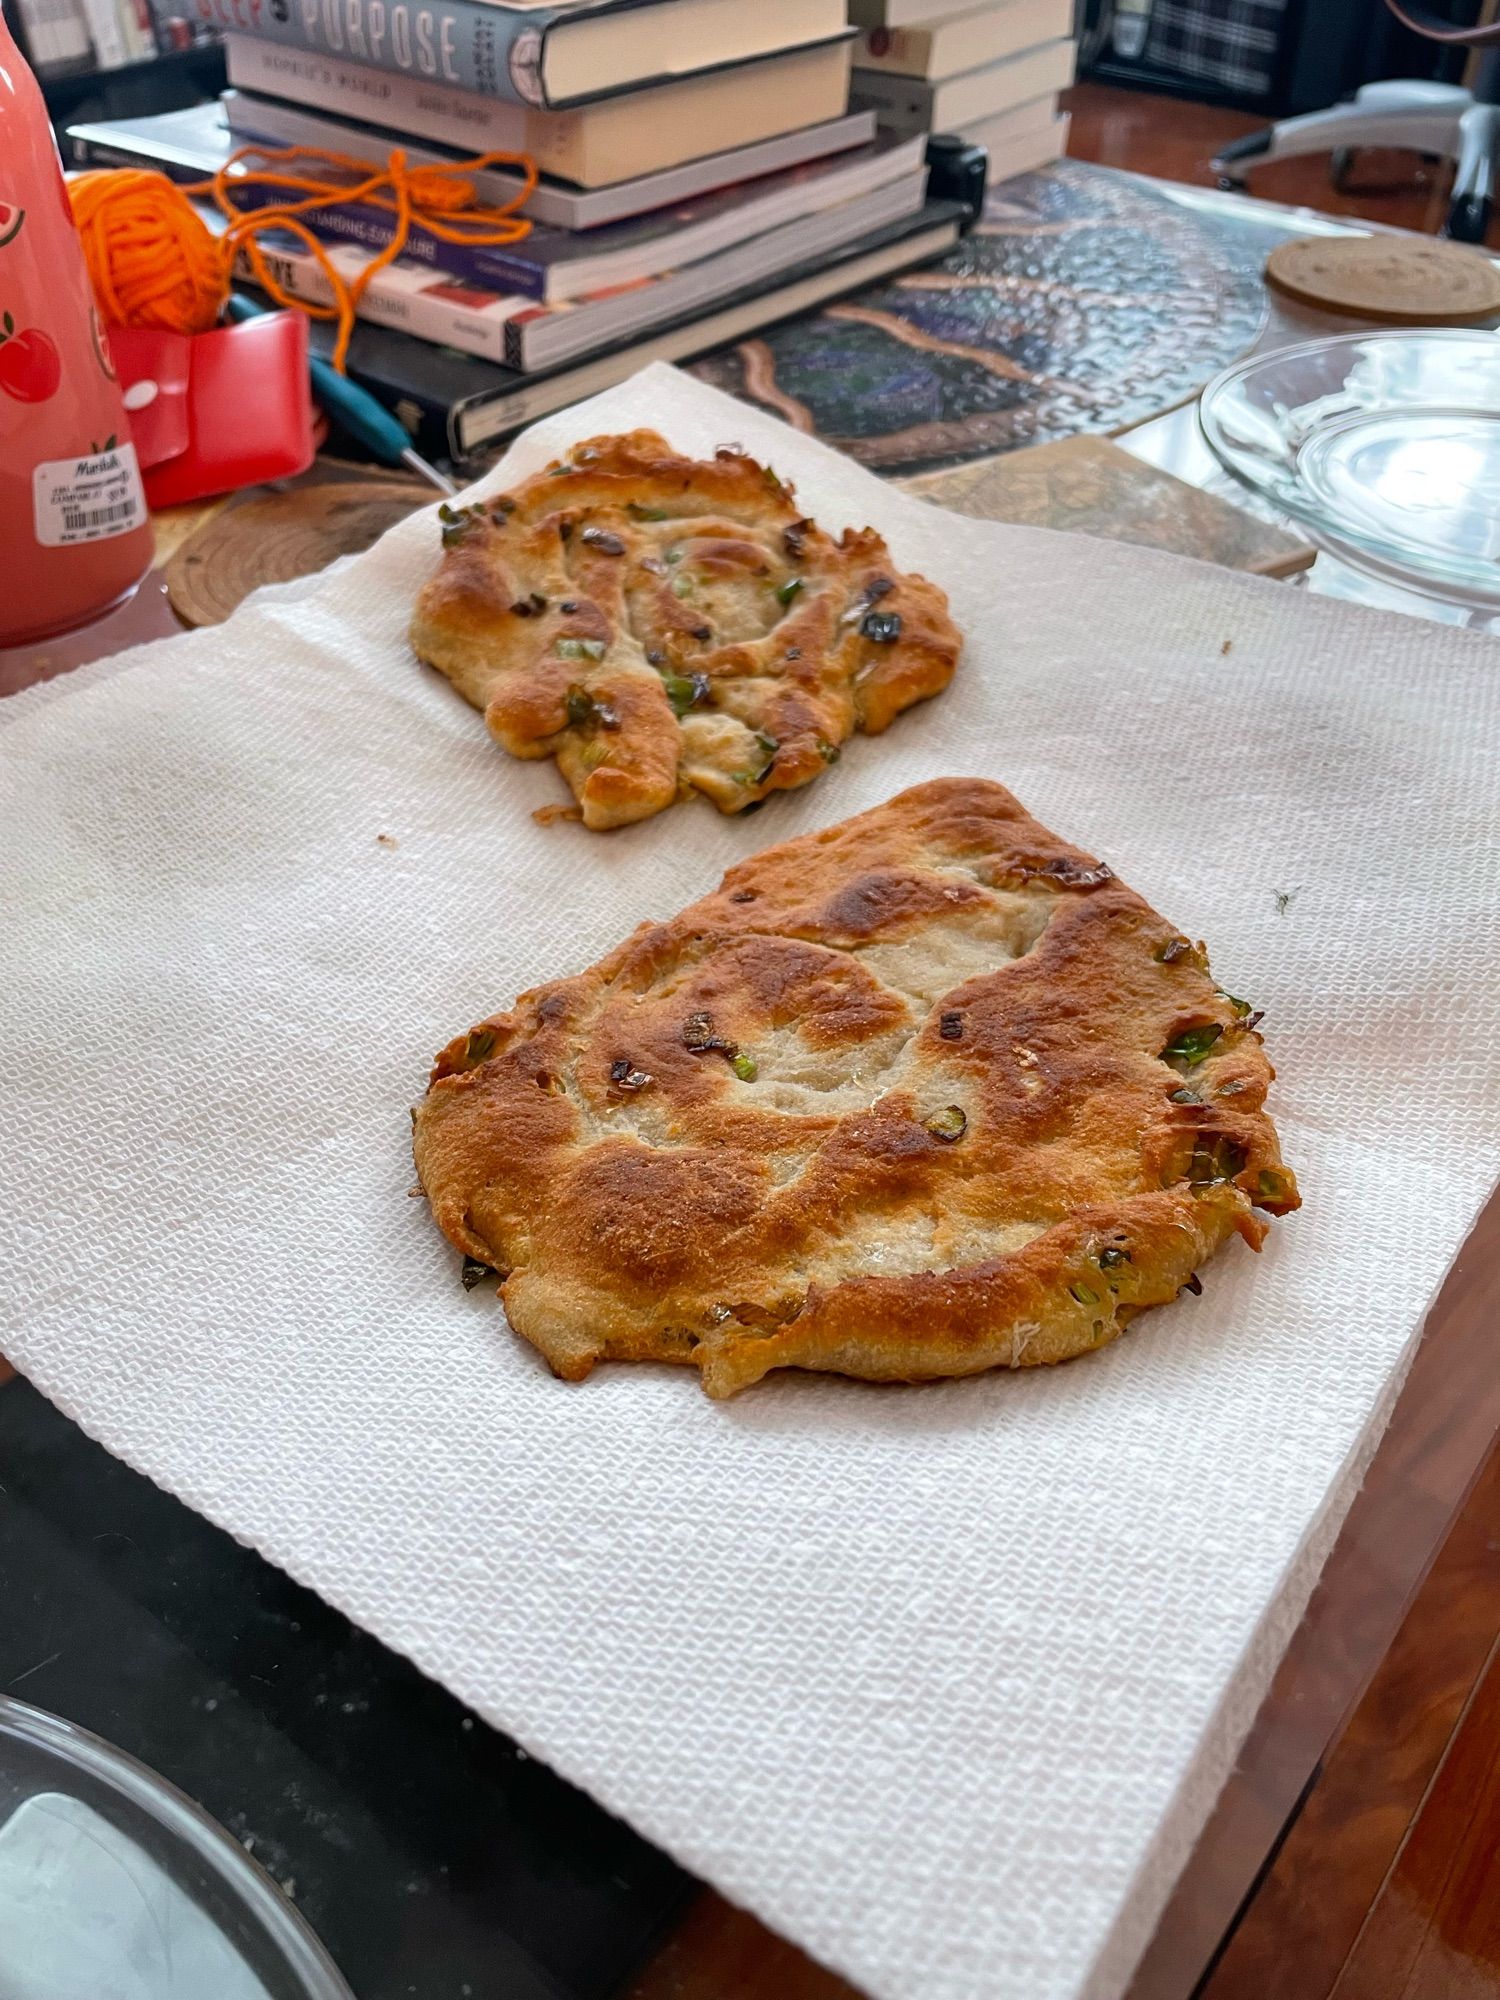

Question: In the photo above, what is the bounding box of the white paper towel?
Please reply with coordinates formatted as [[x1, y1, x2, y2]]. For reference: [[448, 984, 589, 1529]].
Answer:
[[3, 364, 1498, 2000]]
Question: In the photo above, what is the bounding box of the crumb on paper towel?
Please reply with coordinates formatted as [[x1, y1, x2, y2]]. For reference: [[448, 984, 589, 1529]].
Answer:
[[1274, 887, 1301, 916], [376, 832, 398, 848], [1220, 639, 1233, 656], [532, 803, 584, 826]]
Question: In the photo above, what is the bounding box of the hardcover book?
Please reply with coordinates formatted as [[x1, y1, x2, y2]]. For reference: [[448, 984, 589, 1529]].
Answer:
[[266, 203, 966, 459], [67, 95, 879, 231], [196, 0, 846, 108], [223, 34, 855, 186], [857, 0, 1074, 81], [222, 133, 924, 304], [852, 38, 1076, 134]]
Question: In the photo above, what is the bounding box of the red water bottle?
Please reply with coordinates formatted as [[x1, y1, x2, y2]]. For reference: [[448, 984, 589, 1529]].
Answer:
[[0, 12, 154, 647]]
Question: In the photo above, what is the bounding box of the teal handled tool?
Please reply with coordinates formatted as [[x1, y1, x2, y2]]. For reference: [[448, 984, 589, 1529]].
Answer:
[[227, 294, 455, 495]]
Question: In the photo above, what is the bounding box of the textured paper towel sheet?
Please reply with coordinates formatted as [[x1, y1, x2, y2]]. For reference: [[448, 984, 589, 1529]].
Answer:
[[3, 365, 1499, 2000]]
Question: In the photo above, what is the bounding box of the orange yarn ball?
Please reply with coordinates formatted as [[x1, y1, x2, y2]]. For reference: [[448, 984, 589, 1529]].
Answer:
[[69, 168, 229, 335]]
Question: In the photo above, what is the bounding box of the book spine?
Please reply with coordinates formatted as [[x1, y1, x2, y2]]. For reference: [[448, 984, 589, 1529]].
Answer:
[[239, 238, 520, 361], [76, 0, 130, 68], [224, 38, 542, 156], [193, 0, 562, 105], [855, 27, 933, 77], [227, 185, 546, 297]]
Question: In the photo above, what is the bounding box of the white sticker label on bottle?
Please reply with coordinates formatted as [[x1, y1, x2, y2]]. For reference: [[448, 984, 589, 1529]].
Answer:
[[32, 443, 147, 549]]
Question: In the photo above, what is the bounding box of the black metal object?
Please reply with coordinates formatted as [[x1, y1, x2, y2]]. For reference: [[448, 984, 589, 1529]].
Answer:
[[0, 1378, 694, 2000], [924, 134, 990, 228]]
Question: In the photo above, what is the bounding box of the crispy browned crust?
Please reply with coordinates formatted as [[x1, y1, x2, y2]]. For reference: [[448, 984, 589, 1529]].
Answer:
[[413, 778, 1300, 1398], [408, 429, 961, 830]]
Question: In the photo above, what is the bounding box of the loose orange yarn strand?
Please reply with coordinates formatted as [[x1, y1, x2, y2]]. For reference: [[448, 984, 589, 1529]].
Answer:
[[69, 143, 538, 374]]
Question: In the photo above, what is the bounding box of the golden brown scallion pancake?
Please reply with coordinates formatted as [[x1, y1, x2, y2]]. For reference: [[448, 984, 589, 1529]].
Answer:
[[413, 778, 1299, 1398], [409, 429, 961, 830]]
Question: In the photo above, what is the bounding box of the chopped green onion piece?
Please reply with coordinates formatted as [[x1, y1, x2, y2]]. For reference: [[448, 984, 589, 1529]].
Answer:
[[672, 575, 694, 598], [557, 638, 606, 661], [924, 1104, 967, 1142], [731, 1051, 758, 1082], [663, 672, 710, 717], [461, 1257, 492, 1291], [1098, 1246, 1130, 1269], [438, 503, 485, 548], [1161, 1022, 1224, 1067], [627, 502, 671, 521], [1155, 936, 1205, 968], [463, 1027, 496, 1066], [1185, 1135, 1248, 1186], [1257, 1168, 1287, 1200], [776, 576, 803, 607], [1069, 1282, 1099, 1305]]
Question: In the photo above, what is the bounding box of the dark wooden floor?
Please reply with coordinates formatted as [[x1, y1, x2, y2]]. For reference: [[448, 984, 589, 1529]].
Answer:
[[1203, 1444, 1500, 2000], [1063, 77, 1500, 243]]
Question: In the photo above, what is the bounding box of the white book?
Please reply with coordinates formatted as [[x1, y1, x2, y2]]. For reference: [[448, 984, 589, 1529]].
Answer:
[[223, 34, 855, 189], [848, 0, 968, 27], [968, 108, 1070, 180], [852, 38, 1076, 134], [76, 0, 130, 67], [858, 0, 1075, 81], [19, 0, 91, 67], [223, 93, 879, 233], [15, 0, 55, 66], [953, 89, 1060, 151], [223, 223, 528, 364]]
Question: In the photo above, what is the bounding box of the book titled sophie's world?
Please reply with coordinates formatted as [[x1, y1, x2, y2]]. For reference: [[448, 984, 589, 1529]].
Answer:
[[191, 0, 847, 107]]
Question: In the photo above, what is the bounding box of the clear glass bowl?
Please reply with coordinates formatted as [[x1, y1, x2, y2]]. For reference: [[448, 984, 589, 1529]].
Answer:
[[0, 1695, 354, 2000], [1199, 329, 1500, 603]]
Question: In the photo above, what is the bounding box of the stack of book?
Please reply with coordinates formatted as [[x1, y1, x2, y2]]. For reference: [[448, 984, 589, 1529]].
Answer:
[[15, 0, 154, 76], [850, 0, 1074, 177], [70, 0, 970, 459]]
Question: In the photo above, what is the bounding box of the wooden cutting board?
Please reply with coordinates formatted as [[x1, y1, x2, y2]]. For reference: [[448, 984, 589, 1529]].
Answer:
[[1265, 233, 1500, 326], [165, 479, 434, 627]]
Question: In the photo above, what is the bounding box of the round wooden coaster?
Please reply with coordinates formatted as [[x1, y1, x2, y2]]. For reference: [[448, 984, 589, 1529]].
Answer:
[[166, 481, 434, 628], [1264, 234, 1500, 326]]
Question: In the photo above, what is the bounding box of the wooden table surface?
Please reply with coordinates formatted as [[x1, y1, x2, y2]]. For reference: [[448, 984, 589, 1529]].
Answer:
[[4, 86, 1499, 2000]]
